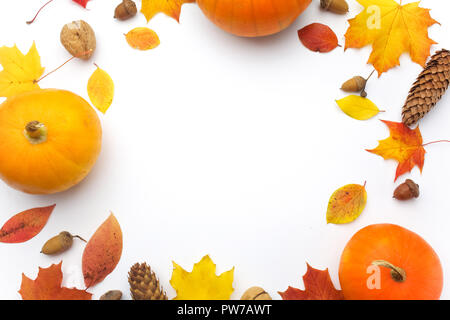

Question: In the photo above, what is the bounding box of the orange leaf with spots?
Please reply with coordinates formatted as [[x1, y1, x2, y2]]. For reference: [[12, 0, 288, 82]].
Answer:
[[327, 183, 367, 224], [125, 27, 160, 50], [82, 213, 122, 288], [19, 262, 92, 300], [141, 0, 195, 22], [279, 264, 344, 300], [367, 120, 425, 181], [0, 205, 55, 243]]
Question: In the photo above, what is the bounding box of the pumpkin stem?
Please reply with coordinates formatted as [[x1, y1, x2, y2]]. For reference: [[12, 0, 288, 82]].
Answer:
[[372, 260, 406, 283], [24, 121, 48, 144]]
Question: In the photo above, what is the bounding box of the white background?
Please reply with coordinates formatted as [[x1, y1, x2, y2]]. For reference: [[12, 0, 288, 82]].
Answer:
[[0, 0, 449, 300]]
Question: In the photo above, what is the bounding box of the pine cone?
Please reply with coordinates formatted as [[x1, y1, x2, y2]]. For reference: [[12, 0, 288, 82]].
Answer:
[[402, 49, 450, 126], [128, 263, 168, 300]]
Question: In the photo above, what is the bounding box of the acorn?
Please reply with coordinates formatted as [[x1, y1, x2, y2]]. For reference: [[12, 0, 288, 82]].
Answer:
[[41, 231, 86, 255], [320, 0, 349, 14], [100, 290, 123, 300], [393, 179, 420, 201], [241, 287, 272, 300], [341, 76, 367, 93], [114, 0, 137, 20]]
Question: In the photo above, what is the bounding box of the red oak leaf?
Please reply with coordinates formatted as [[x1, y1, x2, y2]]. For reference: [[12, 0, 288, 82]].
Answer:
[[279, 264, 344, 300], [0, 205, 55, 243], [19, 262, 92, 300], [298, 23, 339, 53]]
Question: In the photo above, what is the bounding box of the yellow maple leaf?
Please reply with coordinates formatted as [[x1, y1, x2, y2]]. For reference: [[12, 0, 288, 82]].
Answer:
[[0, 42, 44, 97], [345, 0, 438, 75], [170, 255, 234, 300], [87, 65, 114, 114], [141, 0, 195, 22]]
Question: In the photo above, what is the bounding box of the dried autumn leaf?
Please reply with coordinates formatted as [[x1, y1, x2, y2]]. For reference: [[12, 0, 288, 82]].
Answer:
[[345, 0, 438, 75], [326, 184, 367, 224], [141, 0, 195, 22], [279, 264, 344, 300], [367, 120, 425, 181], [73, 0, 90, 8], [298, 23, 339, 53], [19, 262, 92, 300], [126, 28, 160, 51], [170, 255, 234, 300], [87, 65, 114, 114], [0, 42, 44, 97], [82, 214, 123, 288], [336, 95, 382, 120], [0, 205, 55, 243]]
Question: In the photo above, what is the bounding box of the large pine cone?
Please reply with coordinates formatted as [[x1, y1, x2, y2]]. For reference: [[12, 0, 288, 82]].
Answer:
[[128, 263, 168, 300], [402, 49, 450, 126]]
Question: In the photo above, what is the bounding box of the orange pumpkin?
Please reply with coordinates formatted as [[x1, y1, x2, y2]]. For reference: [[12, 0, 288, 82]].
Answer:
[[0, 89, 102, 194], [339, 224, 443, 300], [197, 0, 312, 37]]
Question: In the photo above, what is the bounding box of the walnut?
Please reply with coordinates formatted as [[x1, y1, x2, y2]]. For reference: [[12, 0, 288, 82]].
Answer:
[[60, 20, 96, 60]]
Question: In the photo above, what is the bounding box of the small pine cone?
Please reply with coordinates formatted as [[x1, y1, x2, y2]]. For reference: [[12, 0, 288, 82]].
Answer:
[[402, 49, 450, 126], [128, 263, 168, 300]]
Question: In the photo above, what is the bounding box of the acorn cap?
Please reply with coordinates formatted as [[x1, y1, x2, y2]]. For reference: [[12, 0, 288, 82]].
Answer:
[[341, 76, 366, 92]]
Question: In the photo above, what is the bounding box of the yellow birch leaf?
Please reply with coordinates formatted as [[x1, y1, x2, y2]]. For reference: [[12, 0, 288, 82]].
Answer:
[[327, 183, 367, 224], [0, 42, 44, 97], [141, 0, 195, 22], [125, 28, 160, 51], [170, 255, 234, 300], [87, 66, 114, 114], [336, 95, 381, 120]]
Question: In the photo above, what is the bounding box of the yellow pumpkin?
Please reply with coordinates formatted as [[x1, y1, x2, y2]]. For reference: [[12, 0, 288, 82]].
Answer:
[[0, 89, 102, 194]]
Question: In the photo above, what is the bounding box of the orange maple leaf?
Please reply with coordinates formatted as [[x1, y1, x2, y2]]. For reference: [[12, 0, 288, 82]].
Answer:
[[141, 0, 195, 22], [279, 264, 344, 300], [19, 262, 92, 300], [345, 0, 438, 75], [367, 120, 425, 181]]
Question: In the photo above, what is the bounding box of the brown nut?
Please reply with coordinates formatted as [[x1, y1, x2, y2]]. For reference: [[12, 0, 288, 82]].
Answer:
[[114, 0, 137, 20], [60, 20, 96, 60], [320, 0, 349, 14], [241, 287, 272, 300], [393, 179, 420, 200], [41, 231, 86, 255], [100, 290, 123, 300], [341, 76, 367, 93]]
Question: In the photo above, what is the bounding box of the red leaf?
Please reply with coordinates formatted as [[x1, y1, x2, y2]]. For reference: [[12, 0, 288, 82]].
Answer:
[[298, 23, 339, 53], [19, 262, 92, 300], [0, 205, 55, 243], [73, 0, 90, 8], [367, 120, 425, 181], [82, 213, 123, 288], [279, 264, 344, 300]]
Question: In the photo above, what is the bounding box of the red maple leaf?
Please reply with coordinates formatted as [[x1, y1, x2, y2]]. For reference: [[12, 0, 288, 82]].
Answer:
[[279, 264, 344, 300], [19, 262, 92, 300]]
